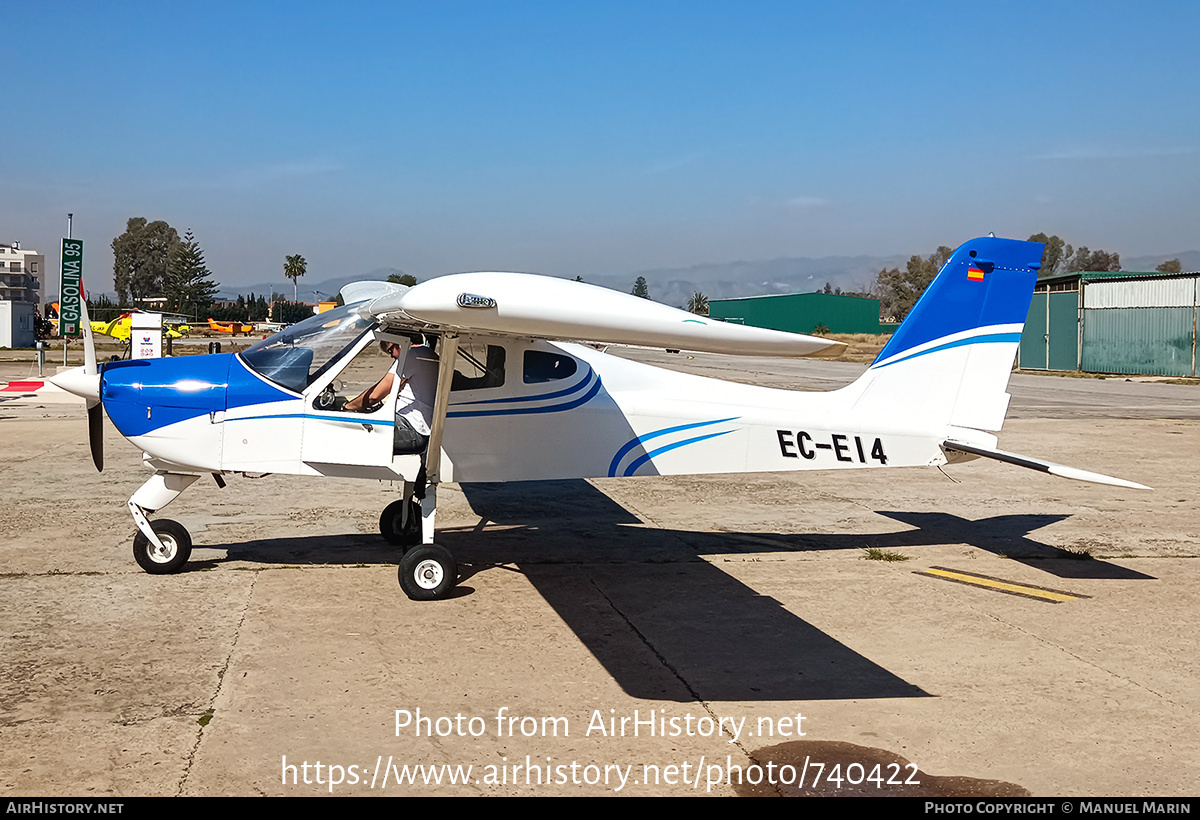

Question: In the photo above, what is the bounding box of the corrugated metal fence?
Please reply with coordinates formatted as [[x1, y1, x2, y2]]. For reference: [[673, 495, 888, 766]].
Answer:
[[1081, 276, 1198, 377]]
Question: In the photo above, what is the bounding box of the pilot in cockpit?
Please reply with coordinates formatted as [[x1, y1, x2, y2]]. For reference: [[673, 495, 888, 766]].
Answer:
[[344, 332, 439, 454]]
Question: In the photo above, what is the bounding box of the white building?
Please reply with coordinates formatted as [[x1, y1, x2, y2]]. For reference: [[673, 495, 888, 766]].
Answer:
[[0, 241, 44, 348]]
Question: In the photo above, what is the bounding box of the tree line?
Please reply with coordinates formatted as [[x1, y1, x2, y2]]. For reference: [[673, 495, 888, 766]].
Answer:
[[112, 218, 218, 316], [108, 216, 319, 323], [874, 233, 1183, 322]]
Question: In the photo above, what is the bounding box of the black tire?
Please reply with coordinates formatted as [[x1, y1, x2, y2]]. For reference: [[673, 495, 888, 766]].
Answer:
[[132, 519, 192, 574], [398, 544, 457, 600], [379, 499, 422, 547]]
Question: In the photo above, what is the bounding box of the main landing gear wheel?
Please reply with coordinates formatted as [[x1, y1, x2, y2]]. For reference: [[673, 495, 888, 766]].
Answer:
[[379, 499, 423, 548], [132, 519, 192, 575], [398, 544, 457, 601]]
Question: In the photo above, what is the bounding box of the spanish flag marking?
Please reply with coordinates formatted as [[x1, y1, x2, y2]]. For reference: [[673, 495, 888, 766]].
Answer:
[[967, 266, 985, 281]]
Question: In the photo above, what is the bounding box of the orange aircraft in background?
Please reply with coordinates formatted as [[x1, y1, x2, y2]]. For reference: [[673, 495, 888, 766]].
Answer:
[[207, 318, 254, 335]]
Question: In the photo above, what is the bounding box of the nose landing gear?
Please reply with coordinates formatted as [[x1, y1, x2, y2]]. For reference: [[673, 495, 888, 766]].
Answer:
[[397, 544, 457, 600]]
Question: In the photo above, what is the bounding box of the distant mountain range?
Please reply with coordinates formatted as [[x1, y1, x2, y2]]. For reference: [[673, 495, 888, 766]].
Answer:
[[214, 256, 912, 309], [1123, 250, 1200, 275], [214, 268, 409, 304], [198, 249, 1200, 310]]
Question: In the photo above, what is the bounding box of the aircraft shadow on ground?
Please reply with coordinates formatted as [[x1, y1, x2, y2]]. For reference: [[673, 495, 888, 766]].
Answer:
[[866, 511, 1153, 581], [455, 480, 925, 703], [445, 482, 1152, 581], [205, 479, 1149, 702]]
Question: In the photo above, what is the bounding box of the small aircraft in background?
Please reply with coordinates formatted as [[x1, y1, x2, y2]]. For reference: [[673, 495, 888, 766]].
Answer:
[[90, 313, 189, 341], [51, 236, 1147, 600], [47, 304, 190, 340], [207, 318, 254, 335], [162, 314, 193, 336]]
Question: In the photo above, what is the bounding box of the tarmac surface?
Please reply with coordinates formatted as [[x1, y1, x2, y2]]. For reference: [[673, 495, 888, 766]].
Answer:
[[0, 352, 1197, 796]]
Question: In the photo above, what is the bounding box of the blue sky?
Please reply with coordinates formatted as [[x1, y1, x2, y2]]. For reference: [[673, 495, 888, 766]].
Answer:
[[5, 1, 1199, 296]]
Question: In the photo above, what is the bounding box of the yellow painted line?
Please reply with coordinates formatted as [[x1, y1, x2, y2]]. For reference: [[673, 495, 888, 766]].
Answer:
[[918, 566, 1089, 603]]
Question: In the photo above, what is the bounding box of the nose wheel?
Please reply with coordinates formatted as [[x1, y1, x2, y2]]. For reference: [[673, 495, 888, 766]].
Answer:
[[132, 519, 192, 574], [398, 544, 457, 600]]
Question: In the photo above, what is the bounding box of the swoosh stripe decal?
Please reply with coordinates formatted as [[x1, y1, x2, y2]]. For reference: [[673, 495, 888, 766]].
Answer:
[[608, 417, 739, 477], [449, 366, 594, 407], [229, 413, 396, 427], [622, 429, 735, 477], [447, 374, 602, 418], [872, 332, 1021, 370]]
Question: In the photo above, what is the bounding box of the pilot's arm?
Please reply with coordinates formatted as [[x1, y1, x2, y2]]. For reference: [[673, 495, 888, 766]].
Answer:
[[344, 372, 395, 413]]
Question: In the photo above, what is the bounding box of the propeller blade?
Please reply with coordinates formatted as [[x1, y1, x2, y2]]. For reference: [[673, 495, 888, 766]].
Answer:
[[83, 282, 102, 471], [80, 293, 97, 377], [88, 402, 104, 472]]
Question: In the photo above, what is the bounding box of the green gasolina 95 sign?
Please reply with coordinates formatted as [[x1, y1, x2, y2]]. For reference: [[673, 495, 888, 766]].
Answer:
[[59, 238, 84, 337]]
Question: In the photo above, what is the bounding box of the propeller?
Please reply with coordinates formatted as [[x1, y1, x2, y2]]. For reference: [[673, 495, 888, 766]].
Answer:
[[80, 297, 103, 472], [88, 401, 104, 471], [48, 294, 104, 471]]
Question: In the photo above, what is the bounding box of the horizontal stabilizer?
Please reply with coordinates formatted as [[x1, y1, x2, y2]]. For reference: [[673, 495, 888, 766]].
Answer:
[[943, 440, 1150, 491]]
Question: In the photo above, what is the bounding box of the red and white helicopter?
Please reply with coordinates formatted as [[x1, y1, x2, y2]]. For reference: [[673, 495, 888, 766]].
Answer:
[[51, 236, 1147, 600]]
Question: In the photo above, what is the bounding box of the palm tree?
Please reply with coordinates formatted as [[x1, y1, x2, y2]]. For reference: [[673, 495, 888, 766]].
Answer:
[[687, 291, 709, 315], [284, 254, 306, 302]]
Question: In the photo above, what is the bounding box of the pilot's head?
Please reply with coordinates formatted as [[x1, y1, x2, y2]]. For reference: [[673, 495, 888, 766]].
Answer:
[[380, 332, 424, 356]]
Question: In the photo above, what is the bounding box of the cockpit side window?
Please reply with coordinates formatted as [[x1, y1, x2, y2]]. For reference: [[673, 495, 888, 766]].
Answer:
[[523, 350, 578, 383], [451, 342, 505, 391], [310, 339, 400, 413]]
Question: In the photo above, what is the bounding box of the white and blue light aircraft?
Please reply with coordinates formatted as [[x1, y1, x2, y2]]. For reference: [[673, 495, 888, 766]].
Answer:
[[51, 236, 1147, 600]]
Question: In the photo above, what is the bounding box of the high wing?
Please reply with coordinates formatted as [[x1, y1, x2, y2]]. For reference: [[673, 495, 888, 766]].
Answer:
[[341, 273, 844, 358]]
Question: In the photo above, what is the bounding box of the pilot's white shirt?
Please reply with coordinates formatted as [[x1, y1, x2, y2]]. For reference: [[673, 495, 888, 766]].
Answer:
[[392, 344, 439, 435]]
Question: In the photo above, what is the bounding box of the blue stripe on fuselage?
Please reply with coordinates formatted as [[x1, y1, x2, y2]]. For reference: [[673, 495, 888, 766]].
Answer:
[[447, 371, 602, 418]]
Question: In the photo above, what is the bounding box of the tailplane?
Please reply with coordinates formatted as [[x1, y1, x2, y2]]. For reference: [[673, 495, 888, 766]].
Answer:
[[835, 235, 1147, 489]]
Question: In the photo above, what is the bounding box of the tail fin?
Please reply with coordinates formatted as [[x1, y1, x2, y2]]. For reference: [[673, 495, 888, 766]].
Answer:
[[843, 236, 1043, 433]]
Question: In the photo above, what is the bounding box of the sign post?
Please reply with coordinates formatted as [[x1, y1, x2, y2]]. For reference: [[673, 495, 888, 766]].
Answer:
[[60, 237, 84, 365], [60, 238, 84, 337]]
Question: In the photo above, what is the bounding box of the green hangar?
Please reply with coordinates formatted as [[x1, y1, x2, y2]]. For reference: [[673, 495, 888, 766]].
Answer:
[[1018, 270, 1200, 377], [708, 292, 889, 335]]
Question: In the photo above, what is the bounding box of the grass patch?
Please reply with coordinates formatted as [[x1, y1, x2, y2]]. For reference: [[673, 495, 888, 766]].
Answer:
[[198, 708, 214, 727], [862, 547, 910, 562], [1061, 547, 1095, 560], [824, 333, 891, 364]]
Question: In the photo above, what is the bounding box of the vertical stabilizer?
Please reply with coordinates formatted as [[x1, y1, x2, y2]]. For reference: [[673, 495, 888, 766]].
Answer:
[[842, 237, 1043, 433]]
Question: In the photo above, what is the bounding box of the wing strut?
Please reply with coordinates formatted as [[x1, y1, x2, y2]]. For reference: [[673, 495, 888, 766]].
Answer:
[[426, 334, 458, 486], [418, 334, 459, 545]]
